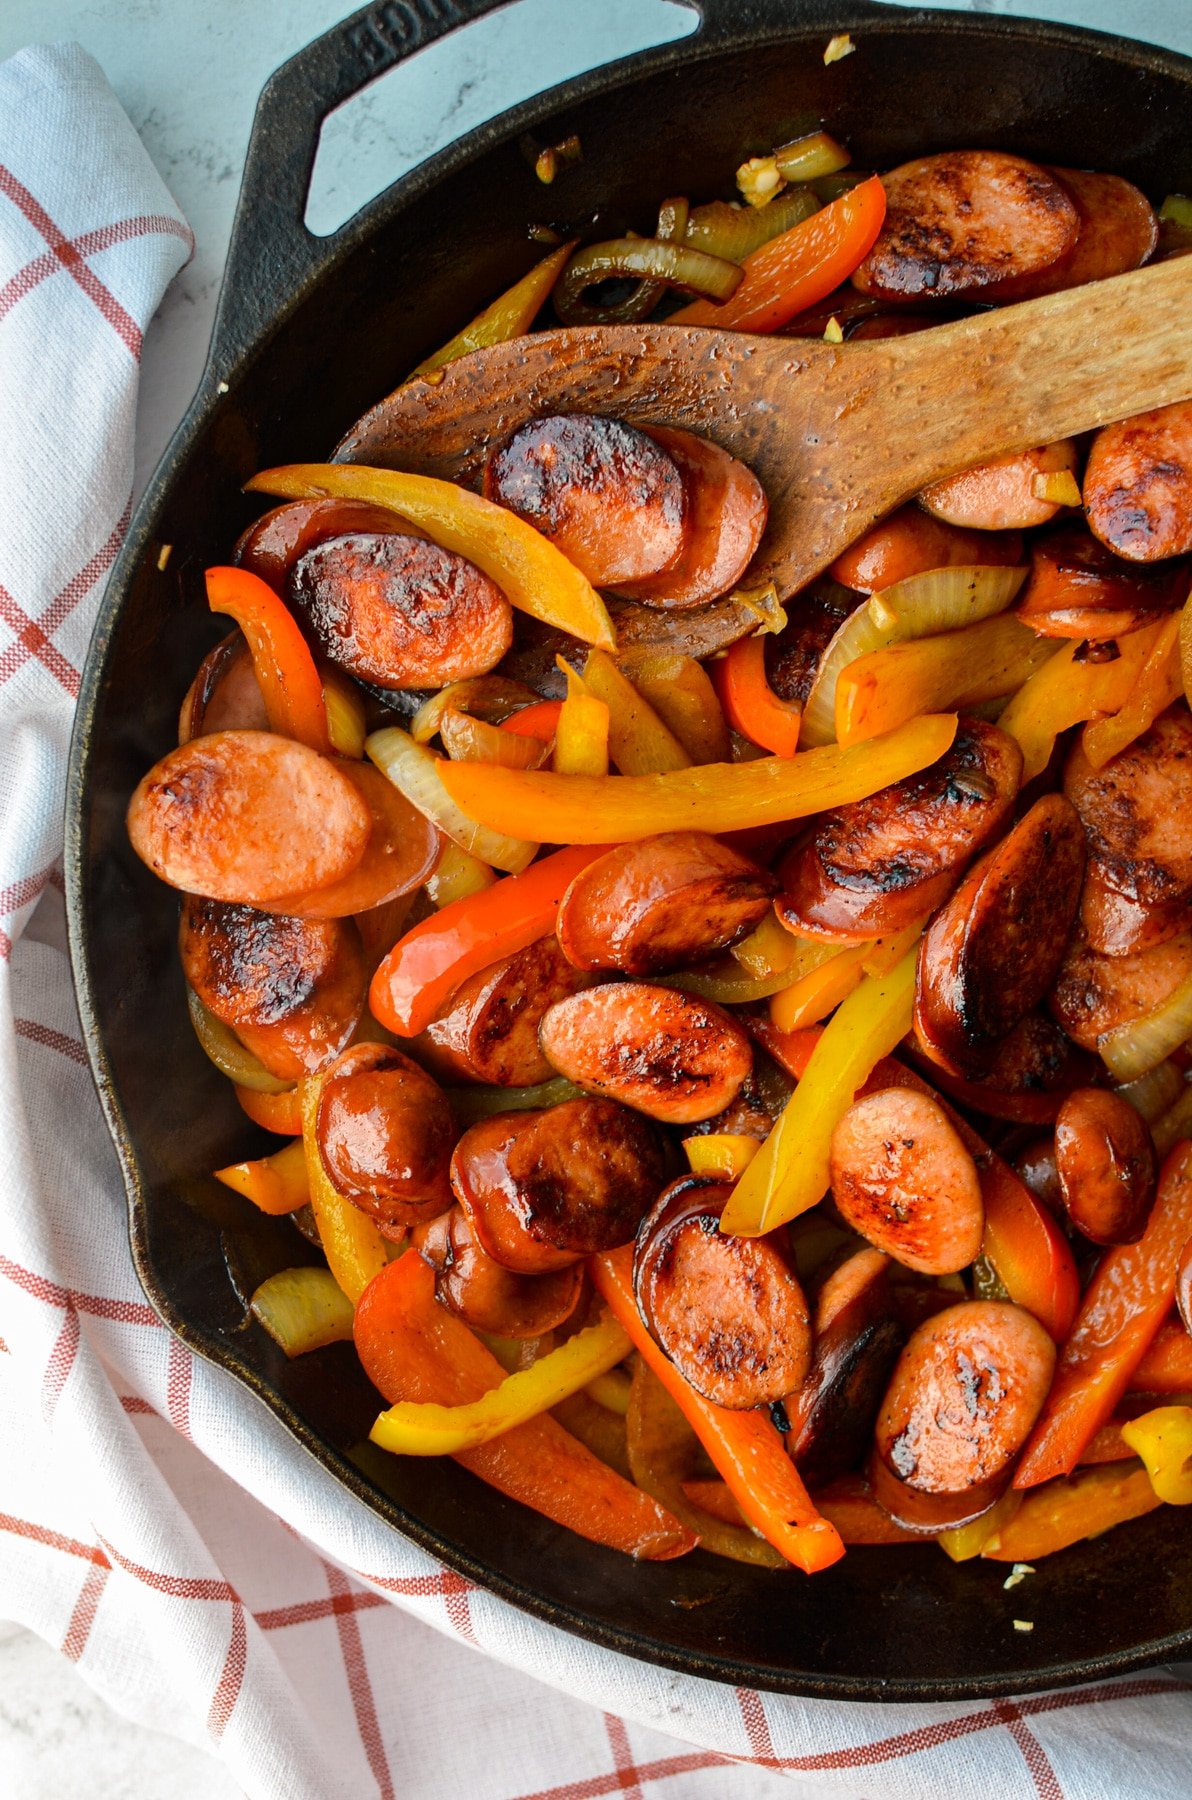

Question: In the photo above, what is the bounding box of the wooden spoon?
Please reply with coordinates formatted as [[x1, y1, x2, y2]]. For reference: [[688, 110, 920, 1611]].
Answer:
[[336, 255, 1192, 600]]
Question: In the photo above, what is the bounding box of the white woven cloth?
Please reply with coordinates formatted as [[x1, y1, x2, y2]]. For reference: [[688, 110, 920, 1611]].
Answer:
[[0, 37, 1190, 1800]]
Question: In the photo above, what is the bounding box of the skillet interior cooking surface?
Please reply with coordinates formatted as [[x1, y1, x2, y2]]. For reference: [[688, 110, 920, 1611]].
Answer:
[[66, 0, 1192, 1698]]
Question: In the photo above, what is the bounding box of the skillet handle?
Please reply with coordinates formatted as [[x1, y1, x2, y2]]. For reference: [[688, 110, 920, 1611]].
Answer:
[[692, 0, 898, 40], [209, 0, 519, 379]]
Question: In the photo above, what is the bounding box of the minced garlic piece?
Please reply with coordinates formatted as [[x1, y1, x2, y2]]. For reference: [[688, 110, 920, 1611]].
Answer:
[[1003, 1563, 1036, 1591], [1013, 1619, 1035, 1633], [736, 155, 785, 207], [823, 316, 845, 344], [824, 34, 855, 65]]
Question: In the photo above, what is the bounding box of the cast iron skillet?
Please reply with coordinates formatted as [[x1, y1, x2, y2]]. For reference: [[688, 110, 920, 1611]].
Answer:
[[66, 0, 1192, 1699]]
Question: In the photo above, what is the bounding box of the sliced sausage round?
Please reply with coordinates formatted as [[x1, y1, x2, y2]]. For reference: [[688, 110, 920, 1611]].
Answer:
[[420, 934, 595, 1087], [181, 896, 365, 1079], [852, 152, 1079, 300], [1047, 928, 1192, 1050], [765, 590, 863, 707], [290, 532, 513, 690], [634, 1176, 811, 1409], [316, 1042, 454, 1229], [1054, 1086, 1158, 1245], [919, 440, 1080, 532], [450, 1096, 668, 1274], [556, 831, 776, 975], [979, 167, 1158, 301], [1064, 710, 1192, 910], [538, 982, 752, 1125], [871, 1300, 1056, 1531], [776, 719, 1023, 941], [814, 1246, 893, 1336], [178, 631, 269, 742], [829, 504, 1023, 594], [912, 1010, 1100, 1126], [786, 1249, 905, 1489], [483, 414, 686, 586], [1012, 1137, 1064, 1217], [235, 497, 419, 591], [412, 1204, 583, 1338], [914, 794, 1086, 1076], [829, 1088, 985, 1275], [1017, 523, 1189, 639], [1085, 400, 1192, 562], [268, 761, 439, 918], [614, 427, 768, 610], [1080, 864, 1192, 957], [128, 730, 372, 904]]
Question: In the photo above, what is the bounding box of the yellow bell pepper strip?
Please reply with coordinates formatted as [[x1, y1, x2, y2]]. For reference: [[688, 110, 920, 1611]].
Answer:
[[367, 725, 537, 874], [982, 1462, 1162, 1561], [1120, 1405, 1192, 1504], [1081, 610, 1184, 771], [370, 844, 606, 1037], [721, 947, 919, 1237], [714, 634, 802, 757], [671, 175, 887, 335], [769, 940, 872, 1033], [250, 1267, 356, 1356], [586, 1367, 633, 1416], [937, 1489, 1024, 1563], [592, 1246, 845, 1572], [298, 1073, 390, 1304], [370, 1316, 631, 1455], [553, 659, 610, 776], [997, 619, 1167, 782], [320, 663, 367, 758], [409, 241, 574, 377], [615, 649, 730, 764], [682, 1133, 761, 1181], [437, 712, 958, 844], [834, 613, 1059, 746], [247, 464, 616, 650], [730, 909, 805, 979], [205, 565, 331, 753], [424, 841, 495, 909], [581, 648, 691, 774], [214, 1138, 309, 1216], [1015, 1140, 1192, 1489], [355, 1252, 696, 1558]]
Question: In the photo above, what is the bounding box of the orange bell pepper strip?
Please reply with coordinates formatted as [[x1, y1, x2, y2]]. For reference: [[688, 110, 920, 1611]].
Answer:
[[1080, 609, 1183, 771], [834, 613, 1058, 746], [214, 1138, 308, 1215], [247, 464, 615, 650], [750, 1020, 1080, 1342], [982, 1462, 1162, 1561], [997, 618, 1167, 782], [1015, 1140, 1192, 1489], [553, 660, 610, 776], [714, 635, 801, 757], [355, 1251, 695, 1559], [499, 699, 563, 742], [1130, 1315, 1192, 1394], [615, 649, 731, 764], [235, 1083, 302, 1135], [682, 1473, 921, 1544], [205, 565, 330, 753], [671, 175, 887, 335], [410, 241, 574, 377], [591, 1246, 844, 1572], [581, 649, 691, 774], [370, 843, 605, 1037], [437, 713, 957, 845]]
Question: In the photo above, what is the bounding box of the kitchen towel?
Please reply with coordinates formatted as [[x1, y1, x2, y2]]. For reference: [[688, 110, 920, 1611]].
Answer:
[[0, 36, 1189, 1800]]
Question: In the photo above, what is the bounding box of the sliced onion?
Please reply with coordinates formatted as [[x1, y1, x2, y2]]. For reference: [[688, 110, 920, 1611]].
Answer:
[[725, 579, 787, 635], [410, 676, 538, 745], [424, 841, 495, 908], [1114, 1058, 1186, 1125], [801, 564, 1027, 747], [684, 186, 819, 263], [366, 726, 537, 874], [321, 665, 367, 759], [439, 709, 546, 769], [1152, 1082, 1192, 1159], [187, 987, 293, 1094], [250, 1267, 355, 1357], [1099, 968, 1192, 1082], [446, 1076, 586, 1126], [554, 237, 743, 326], [775, 130, 850, 184]]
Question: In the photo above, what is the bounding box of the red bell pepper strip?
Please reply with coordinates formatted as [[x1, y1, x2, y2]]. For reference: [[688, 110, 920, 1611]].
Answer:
[[750, 1020, 1080, 1343], [1015, 1140, 1192, 1489], [369, 843, 606, 1037], [499, 699, 563, 742], [205, 565, 330, 753], [591, 1246, 844, 1573], [1129, 1315, 1192, 1395], [354, 1251, 694, 1559], [671, 176, 887, 335], [714, 635, 801, 758]]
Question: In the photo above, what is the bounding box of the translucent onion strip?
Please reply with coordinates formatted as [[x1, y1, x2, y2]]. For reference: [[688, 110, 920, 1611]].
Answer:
[[1115, 1060, 1186, 1126], [250, 1266, 356, 1357], [187, 987, 292, 1094], [1099, 967, 1192, 1082], [367, 726, 537, 874], [684, 186, 819, 263], [1153, 1083, 1192, 1159], [553, 238, 742, 326], [410, 676, 538, 745]]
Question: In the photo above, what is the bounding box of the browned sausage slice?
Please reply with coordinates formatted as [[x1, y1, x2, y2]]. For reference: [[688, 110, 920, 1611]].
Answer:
[[538, 982, 752, 1124], [290, 533, 513, 690], [919, 441, 1080, 532], [181, 896, 366, 1079], [765, 590, 863, 709], [1016, 523, 1187, 640], [235, 497, 421, 590], [829, 505, 1023, 594], [871, 1300, 1056, 1530], [555, 831, 776, 975], [914, 794, 1086, 1076], [829, 1088, 985, 1275], [980, 168, 1158, 301], [420, 935, 595, 1087], [1054, 1087, 1157, 1245], [450, 1097, 668, 1274], [814, 1246, 892, 1335], [776, 719, 1023, 942], [179, 632, 269, 742], [483, 414, 686, 586], [268, 761, 439, 919], [1085, 400, 1192, 562], [1064, 710, 1192, 909], [852, 152, 1079, 300], [911, 1009, 1100, 1126], [412, 1204, 582, 1338], [316, 1042, 454, 1229], [614, 428, 768, 610], [634, 1176, 811, 1409], [1080, 864, 1192, 957], [129, 730, 372, 905], [1048, 928, 1192, 1050], [786, 1249, 904, 1488], [1012, 1137, 1064, 1217]]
